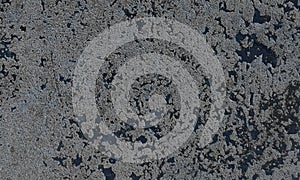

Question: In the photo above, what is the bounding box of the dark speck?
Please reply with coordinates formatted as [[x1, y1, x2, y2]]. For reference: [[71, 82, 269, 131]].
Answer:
[[57, 141, 63, 151], [52, 156, 67, 167], [136, 135, 147, 143], [123, 8, 137, 19], [167, 157, 175, 163], [250, 129, 259, 140], [102, 167, 116, 180], [0, 64, 9, 77], [109, 158, 116, 164], [20, 25, 26, 32], [40, 83, 46, 90], [252, 174, 259, 180], [72, 154, 82, 167], [203, 27, 209, 34], [59, 75, 72, 84], [43, 161, 47, 167], [219, 1, 234, 12], [130, 172, 141, 180]]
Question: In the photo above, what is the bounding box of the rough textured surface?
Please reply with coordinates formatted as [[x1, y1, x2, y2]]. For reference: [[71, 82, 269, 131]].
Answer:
[[0, 0, 299, 179]]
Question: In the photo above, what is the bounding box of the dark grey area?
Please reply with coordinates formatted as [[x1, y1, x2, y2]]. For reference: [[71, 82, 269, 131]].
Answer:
[[0, 0, 299, 179]]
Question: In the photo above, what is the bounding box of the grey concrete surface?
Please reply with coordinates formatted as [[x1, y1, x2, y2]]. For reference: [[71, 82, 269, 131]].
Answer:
[[0, 0, 299, 179]]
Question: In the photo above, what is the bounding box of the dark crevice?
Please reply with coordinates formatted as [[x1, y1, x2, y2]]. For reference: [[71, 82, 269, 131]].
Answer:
[[219, 1, 234, 12], [98, 165, 116, 180], [123, 7, 137, 19], [235, 33, 278, 67], [253, 8, 271, 24], [130, 172, 141, 180], [72, 154, 82, 167], [0, 43, 18, 62], [52, 157, 67, 167]]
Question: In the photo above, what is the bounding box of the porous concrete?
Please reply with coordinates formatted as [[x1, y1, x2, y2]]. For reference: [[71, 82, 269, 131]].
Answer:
[[0, 0, 299, 179]]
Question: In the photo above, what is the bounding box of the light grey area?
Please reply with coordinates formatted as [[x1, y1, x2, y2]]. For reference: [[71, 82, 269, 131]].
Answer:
[[0, 0, 299, 179]]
